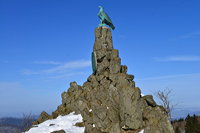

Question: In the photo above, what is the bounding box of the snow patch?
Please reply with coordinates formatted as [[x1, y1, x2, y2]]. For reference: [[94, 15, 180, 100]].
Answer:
[[92, 124, 95, 127], [139, 129, 144, 133], [25, 112, 84, 133]]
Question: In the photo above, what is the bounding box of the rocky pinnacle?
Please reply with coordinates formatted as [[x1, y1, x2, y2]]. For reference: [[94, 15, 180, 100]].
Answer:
[[32, 27, 175, 133]]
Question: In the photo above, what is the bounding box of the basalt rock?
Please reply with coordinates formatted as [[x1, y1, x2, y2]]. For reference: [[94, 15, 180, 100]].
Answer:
[[32, 111, 51, 125], [51, 130, 65, 133], [33, 27, 174, 133]]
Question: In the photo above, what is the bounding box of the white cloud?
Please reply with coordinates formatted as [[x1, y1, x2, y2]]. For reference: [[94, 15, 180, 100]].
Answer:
[[137, 73, 200, 81], [22, 60, 91, 81], [153, 56, 200, 62], [37, 72, 85, 81], [23, 69, 41, 75], [32, 61, 62, 65], [179, 31, 200, 39], [23, 60, 91, 75], [42, 60, 91, 74]]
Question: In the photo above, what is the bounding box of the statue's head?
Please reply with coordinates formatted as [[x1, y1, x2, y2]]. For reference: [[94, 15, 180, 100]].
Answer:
[[98, 6, 103, 10]]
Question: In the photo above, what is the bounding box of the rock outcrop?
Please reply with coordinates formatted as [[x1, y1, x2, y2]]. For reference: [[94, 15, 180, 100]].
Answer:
[[33, 27, 174, 133]]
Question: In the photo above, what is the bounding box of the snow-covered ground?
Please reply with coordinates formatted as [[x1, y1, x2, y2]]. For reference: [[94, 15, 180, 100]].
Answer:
[[25, 111, 144, 133], [25, 112, 84, 133]]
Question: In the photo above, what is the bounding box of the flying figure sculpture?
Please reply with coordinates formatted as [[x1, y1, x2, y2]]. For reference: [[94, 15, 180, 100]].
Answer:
[[98, 6, 115, 30]]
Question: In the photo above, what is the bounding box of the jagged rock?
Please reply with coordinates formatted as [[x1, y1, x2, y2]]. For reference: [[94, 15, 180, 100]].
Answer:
[[32, 111, 51, 125], [49, 124, 55, 126], [50, 130, 65, 133], [121, 65, 128, 73], [142, 95, 157, 107], [93, 27, 113, 51], [75, 122, 85, 127], [143, 106, 174, 133], [121, 129, 142, 133], [32, 27, 174, 133]]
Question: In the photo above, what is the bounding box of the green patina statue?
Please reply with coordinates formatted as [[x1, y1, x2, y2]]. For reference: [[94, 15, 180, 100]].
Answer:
[[91, 6, 115, 74], [98, 6, 115, 30], [91, 51, 97, 74]]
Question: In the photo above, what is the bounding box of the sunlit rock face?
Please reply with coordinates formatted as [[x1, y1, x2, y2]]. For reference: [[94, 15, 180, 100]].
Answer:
[[32, 27, 174, 133]]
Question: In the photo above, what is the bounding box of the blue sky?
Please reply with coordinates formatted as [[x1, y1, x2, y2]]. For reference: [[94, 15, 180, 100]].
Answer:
[[0, 0, 200, 117]]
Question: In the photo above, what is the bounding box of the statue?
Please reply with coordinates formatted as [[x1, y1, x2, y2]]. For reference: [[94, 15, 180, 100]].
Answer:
[[92, 6, 115, 74], [98, 6, 115, 30]]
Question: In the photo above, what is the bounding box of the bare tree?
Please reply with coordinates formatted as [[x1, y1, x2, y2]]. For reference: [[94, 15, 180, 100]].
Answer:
[[21, 113, 35, 132], [155, 88, 174, 120], [13, 127, 21, 133]]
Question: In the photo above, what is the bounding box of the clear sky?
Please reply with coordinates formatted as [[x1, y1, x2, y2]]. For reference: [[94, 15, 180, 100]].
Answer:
[[0, 0, 200, 117]]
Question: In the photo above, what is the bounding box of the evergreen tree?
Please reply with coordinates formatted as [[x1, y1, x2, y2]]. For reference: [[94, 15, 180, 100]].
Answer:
[[185, 114, 193, 133], [175, 127, 181, 133], [185, 114, 200, 133], [192, 115, 200, 133]]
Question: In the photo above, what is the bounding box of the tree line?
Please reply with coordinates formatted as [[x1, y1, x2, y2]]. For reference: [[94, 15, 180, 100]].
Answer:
[[173, 114, 200, 133]]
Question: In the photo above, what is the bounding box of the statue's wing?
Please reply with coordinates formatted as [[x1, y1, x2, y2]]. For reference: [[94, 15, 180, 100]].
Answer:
[[97, 11, 101, 18], [101, 11, 112, 24]]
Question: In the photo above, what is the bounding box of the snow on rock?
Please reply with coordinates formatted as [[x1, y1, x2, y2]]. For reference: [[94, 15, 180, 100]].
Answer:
[[25, 112, 84, 133], [139, 129, 144, 133], [92, 124, 95, 127]]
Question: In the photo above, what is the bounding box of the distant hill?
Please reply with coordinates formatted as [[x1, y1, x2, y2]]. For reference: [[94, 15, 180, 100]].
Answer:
[[0, 117, 23, 127], [0, 117, 36, 133], [172, 108, 200, 119]]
